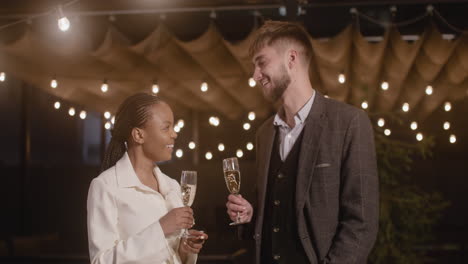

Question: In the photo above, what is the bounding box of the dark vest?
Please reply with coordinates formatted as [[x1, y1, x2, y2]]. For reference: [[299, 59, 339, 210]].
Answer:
[[260, 128, 309, 263]]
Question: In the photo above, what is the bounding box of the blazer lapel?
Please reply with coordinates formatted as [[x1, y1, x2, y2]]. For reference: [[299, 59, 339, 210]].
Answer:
[[296, 92, 328, 212]]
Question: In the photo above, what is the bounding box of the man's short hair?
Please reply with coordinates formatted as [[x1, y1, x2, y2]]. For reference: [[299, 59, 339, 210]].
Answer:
[[249, 20, 313, 65]]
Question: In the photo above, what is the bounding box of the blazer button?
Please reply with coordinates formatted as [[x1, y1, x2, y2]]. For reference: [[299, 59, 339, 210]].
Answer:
[[277, 173, 284, 179], [274, 200, 280, 206], [253, 234, 260, 240], [273, 254, 281, 260], [273, 227, 280, 233]]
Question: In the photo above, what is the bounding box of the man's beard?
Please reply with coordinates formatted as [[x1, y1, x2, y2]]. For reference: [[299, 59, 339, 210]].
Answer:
[[265, 65, 291, 102]]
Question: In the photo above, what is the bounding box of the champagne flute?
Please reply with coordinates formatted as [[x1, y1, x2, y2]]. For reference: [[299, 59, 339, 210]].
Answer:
[[222, 157, 242, 226], [180, 170, 197, 238]]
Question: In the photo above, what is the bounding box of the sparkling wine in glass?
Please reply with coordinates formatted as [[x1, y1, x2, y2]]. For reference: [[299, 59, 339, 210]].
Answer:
[[180, 170, 197, 238], [223, 157, 242, 226]]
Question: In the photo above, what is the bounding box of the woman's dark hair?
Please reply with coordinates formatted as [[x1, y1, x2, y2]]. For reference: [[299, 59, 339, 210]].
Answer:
[[101, 93, 162, 172]]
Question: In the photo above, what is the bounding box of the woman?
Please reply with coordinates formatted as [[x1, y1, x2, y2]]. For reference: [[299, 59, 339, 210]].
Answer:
[[87, 93, 208, 264]]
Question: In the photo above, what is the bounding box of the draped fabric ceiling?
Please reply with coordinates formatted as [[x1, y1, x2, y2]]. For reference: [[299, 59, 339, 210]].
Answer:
[[1, 21, 467, 122]]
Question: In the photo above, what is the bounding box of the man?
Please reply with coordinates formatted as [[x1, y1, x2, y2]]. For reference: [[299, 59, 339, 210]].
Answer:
[[226, 21, 379, 264]]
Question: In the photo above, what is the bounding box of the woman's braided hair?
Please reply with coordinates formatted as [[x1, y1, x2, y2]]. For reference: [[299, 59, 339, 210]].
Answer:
[[101, 93, 162, 172]]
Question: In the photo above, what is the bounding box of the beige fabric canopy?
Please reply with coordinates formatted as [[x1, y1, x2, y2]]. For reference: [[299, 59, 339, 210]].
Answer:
[[1, 22, 467, 122]]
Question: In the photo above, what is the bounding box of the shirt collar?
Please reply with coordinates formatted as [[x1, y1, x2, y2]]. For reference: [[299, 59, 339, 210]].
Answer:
[[273, 90, 316, 128], [115, 152, 174, 196]]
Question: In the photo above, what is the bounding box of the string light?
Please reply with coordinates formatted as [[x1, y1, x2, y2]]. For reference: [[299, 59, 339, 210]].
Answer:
[[243, 123, 251, 130], [381, 81, 389, 91], [0, 72, 5, 82], [361, 101, 368, 109], [402, 102, 410, 112], [200, 82, 208, 92], [377, 118, 385, 127], [68, 107, 75, 116], [384, 129, 391, 136], [236, 149, 244, 158], [443, 121, 450, 130], [104, 121, 111, 130], [104, 111, 111, 119], [425, 85, 433, 95], [174, 125, 181, 133], [248, 111, 256, 121], [218, 143, 225, 152], [57, 6, 70, 32], [188, 141, 196, 149], [54, 101, 61, 109], [152, 82, 159, 94], [338, 73, 346, 84], [410, 121, 418, 130], [175, 149, 183, 158], [79, 110, 87, 119], [416, 132, 423, 141], [205, 152, 213, 160], [444, 102, 451, 112], [50, 78, 58, 88], [101, 80, 108, 93], [449, 134, 457, 144], [248, 78, 256, 87], [324, 95, 329, 99], [246, 142, 254, 151], [111, 116, 115, 124], [177, 119, 185, 128]]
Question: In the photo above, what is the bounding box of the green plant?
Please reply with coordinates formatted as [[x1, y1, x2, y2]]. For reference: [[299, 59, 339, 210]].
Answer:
[[369, 129, 450, 264]]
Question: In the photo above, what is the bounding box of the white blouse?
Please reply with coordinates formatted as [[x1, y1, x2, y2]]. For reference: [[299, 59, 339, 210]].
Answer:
[[87, 152, 197, 264]]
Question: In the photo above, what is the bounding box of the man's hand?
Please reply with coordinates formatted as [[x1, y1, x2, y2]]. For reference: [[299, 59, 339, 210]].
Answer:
[[226, 194, 253, 223]]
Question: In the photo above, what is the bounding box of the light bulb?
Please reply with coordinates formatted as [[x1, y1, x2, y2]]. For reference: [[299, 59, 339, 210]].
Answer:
[[174, 125, 181, 133], [449, 134, 456, 144], [205, 152, 213, 160], [248, 78, 256, 87], [218, 143, 225, 152], [246, 142, 254, 151], [410, 121, 418, 130], [361, 101, 368, 109], [425, 85, 433, 95], [381, 81, 389, 91], [51, 79, 58, 88], [58, 16, 70, 32], [443, 122, 450, 130], [416, 133, 423, 141], [402, 102, 410, 112], [175, 149, 183, 158], [79, 111, 87, 120], [188, 142, 196, 149], [104, 111, 111, 119], [236, 149, 244, 158], [209, 116, 220, 126], [152, 83, 159, 94], [101, 82, 108, 93], [384, 129, 391, 136], [54, 101, 61, 109], [68, 107, 75, 116], [377, 118, 385, 127], [248, 111, 256, 121], [177, 119, 184, 128], [444, 102, 451, 112], [104, 122, 111, 130], [0, 72, 5, 82], [243, 123, 251, 131], [338, 73, 346, 84], [200, 82, 208, 92], [111, 116, 115, 124]]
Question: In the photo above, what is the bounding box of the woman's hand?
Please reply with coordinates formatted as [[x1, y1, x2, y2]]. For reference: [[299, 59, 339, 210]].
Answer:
[[159, 207, 194, 236], [179, 230, 208, 255]]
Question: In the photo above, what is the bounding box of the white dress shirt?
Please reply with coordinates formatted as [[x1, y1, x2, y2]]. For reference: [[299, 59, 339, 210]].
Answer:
[[273, 91, 315, 161], [87, 152, 197, 264]]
